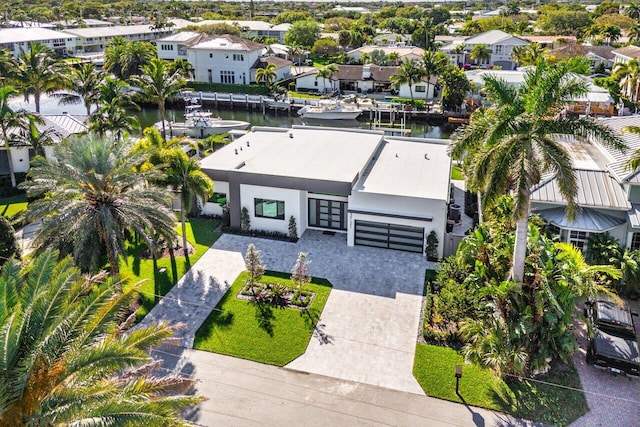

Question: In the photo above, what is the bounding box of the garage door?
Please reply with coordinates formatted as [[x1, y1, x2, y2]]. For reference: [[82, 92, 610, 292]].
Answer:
[[354, 220, 424, 253]]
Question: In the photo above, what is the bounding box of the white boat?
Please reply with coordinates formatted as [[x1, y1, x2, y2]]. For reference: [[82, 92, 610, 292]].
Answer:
[[298, 99, 362, 120], [156, 104, 250, 138]]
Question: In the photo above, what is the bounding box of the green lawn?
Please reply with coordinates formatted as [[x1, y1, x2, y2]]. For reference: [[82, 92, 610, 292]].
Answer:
[[121, 218, 220, 319], [451, 165, 464, 181], [414, 344, 587, 426], [0, 194, 28, 218], [289, 91, 323, 99], [194, 271, 332, 366]]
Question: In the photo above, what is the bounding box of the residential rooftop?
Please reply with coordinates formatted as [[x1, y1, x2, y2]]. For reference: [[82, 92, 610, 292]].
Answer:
[[61, 20, 190, 38], [199, 126, 384, 184], [0, 28, 76, 44], [153, 31, 203, 43], [189, 34, 264, 51], [355, 137, 451, 201]]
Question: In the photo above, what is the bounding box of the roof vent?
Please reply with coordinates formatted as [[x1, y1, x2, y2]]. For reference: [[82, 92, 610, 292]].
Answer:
[[395, 153, 398, 158], [289, 133, 294, 138], [234, 149, 238, 155], [247, 141, 250, 147], [424, 153, 430, 160]]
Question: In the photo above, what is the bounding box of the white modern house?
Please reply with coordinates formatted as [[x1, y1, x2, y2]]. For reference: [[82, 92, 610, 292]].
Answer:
[[187, 35, 265, 84], [61, 20, 190, 53], [440, 30, 529, 70], [0, 28, 77, 57], [154, 31, 204, 61], [199, 126, 452, 256], [530, 116, 640, 250]]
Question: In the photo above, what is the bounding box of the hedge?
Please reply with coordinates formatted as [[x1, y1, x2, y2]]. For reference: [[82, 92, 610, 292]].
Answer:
[[187, 82, 270, 95]]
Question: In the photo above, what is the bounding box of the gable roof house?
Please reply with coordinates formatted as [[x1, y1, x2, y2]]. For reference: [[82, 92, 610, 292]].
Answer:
[[548, 44, 615, 71], [154, 31, 205, 61], [612, 45, 640, 64], [187, 35, 265, 85], [440, 30, 529, 70], [530, 116, 640, 251], [199, 126, 452, 257]]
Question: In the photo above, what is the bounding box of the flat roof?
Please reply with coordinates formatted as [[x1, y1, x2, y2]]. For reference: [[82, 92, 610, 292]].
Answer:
[[354, 138, 451, 200], [154, 31, 202, 43], [0, 28, 76, 44], [61, 20, 190, 38], [200, 126, 384, 184]]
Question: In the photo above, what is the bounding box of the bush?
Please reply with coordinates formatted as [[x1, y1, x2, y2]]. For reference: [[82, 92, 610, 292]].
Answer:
[[223, 226, 292, 242], [0, 173, 27, 197], [187, 82, 270, 95], [0, 216, 19, 266], [390, 98, 426, 110]]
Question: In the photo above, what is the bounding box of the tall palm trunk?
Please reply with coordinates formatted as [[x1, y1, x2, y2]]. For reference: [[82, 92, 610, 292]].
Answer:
[[180, 195, 188, 258], [511, 203, 529, 282], [34, 92, 41, 114], [97, 221, 120, 275], [159, 101, 166, 140], [0, 126, 16, 187]]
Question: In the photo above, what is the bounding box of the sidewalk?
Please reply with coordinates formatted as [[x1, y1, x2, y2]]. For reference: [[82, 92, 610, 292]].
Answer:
[[154, 347, 540, 427]]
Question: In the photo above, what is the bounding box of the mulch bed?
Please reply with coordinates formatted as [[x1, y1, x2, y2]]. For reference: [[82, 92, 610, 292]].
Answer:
[[139, 239, 195, 259], [237, 282, 315, 310]]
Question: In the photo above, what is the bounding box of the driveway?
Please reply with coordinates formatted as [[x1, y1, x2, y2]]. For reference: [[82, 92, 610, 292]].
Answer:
[[570, 300, 640, 426], [212, 230, 431, 394]]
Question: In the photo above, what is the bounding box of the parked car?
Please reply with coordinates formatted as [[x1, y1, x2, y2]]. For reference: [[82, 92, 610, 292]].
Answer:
[[584, 300, 640, 376]]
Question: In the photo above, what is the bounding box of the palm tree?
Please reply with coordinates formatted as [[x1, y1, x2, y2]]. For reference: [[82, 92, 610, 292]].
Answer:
[[14, 42, 65, 113], [0, 85, 35, 187], [0, 251, 202, 426], [103, 36, 128, 79], [22, 135, 177, 274], [17, 115, 59, 157], [387, 52, 401, 66], [511, 43, 545, 66], [97, 75, 137, 108], [453, 43, 467, 66], [89, 98, 139, 142], [131, 58, 185, 140], [451, 57, 626, 282], [170, 58, 195, 79], [421, 50, 449, 100], [122, 40, 157, 79], [0, 48, 16, 82], [56, 63, 105, 115], [601, 24, 621, 46], [470, 44, 492, 67], [315, 64, 338, 93], [255, 62, 278, 90], [390, 58, 426, 102], [162, 149, 213, 258], [626, 2, 640, 20], [613, 59, 640, 103], [629, 24, 640, 43], [288, 44, 304, 74]]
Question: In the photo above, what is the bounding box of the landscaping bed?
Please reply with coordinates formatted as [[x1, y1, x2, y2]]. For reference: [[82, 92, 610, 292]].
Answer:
[[238, 282, 315, 309], [194, 270, 332, 366]]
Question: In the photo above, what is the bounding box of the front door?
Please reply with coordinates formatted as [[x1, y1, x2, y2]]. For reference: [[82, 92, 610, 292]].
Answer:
[[308, 198, 347, 230]]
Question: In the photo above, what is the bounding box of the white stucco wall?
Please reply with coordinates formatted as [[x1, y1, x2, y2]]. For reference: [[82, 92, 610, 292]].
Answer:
[[156, 42, 187, 61], [397, 82, 436, 100], [11, 147, 30, 173], [202, 180, 229, 216], [239, 184, 305, 236], [347, 192, 448, 257], [188, 48, 261, 84]]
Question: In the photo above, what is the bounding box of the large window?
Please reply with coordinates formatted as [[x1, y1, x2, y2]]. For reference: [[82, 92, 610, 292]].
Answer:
[[569, 230, 590, 251], [308, 198, 347, 230], [632, 232, 640, 250], [255, 198, 285, 220], [220, 70, 235, 84], [415, 85, 426, 93]]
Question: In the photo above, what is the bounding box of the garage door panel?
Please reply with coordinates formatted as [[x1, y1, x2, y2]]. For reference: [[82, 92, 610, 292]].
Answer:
[[355, 220, 424, 253]]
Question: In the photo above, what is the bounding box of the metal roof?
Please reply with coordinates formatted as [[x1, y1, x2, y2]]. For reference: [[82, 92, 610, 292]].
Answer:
[[628, 204, 640, 228], [0, 28, 76, 44], [596, 116, 640, 184], [531, 169, 630, 210], [536, 207, 625, 232], [463, 30, 529, 47]]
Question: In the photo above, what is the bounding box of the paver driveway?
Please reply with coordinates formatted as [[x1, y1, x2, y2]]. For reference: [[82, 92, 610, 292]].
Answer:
[[213, 230, 431, 394]]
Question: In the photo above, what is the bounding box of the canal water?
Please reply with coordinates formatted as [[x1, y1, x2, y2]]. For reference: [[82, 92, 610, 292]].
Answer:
[[9, 94, 454, 139]]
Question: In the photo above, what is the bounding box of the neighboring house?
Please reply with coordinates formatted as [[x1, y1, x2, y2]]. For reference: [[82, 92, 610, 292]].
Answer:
[[0, 114, 88, 176], [194, 20, 291, 43], [530, 116, 640, 250], [346, 45, 425, 63], [199, 126, 451, 257], [154, 31, 205, 61], [56, 19, 114, 29], [441, 30, 529, 70], [0, 27, 77, 57], [61, 19, 191, 53], [548, 44, 615, 71], [612, 45, 640, 64], [251, 56, 293, 83], [520, 35, 577, 49], [187, 34, 264, 84], [465, 69, 615, 115]]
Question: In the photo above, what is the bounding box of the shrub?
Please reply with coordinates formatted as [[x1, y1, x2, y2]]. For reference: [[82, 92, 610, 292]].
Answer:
[[0, 173, 27, 197], [391, 98, 426, 110], [0, 216, 19, 266], [187, 82, 270, 95], [240, 207, 250, 231], [288, 216, 298, 241]]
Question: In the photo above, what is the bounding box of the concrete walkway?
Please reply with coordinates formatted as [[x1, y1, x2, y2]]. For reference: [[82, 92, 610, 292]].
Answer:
[[136, 247, 245, 348], [213, 231, 430, 394], [153, 346, 538, 427]]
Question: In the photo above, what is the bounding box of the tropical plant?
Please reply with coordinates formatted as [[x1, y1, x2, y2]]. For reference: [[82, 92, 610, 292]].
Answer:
[[421, 50, 449, 100], [315, 64, 338, 93], [14, 42, 65, 113], [511, 43, 545, 66], [244, 243, 266, 291], [131, 58, 185, 140], [613, 59, 640, 103], [469, 43, 492, 66], [629, 24, 640, 43], [0, 216, 19, 266], [21, 135, 177, 274], [290, 252, 311, 302], [89, 98, 139, 142], [97, 75, 137, 108], [0, 85, 36, 187], [255, 62, 278, 90], [0, 251, 202, 425], [390, 58, 426, 102], [451, 57, 625, 282], [162, 149, 213, 258], [169, 58, 195, 79], [626, 2, 640, 20], [438, 65, 472, 110], [56, 62, 105, 115], [104, 38, 156, 80], [17, 115, 58, 157], [0, 48, 16, 82]]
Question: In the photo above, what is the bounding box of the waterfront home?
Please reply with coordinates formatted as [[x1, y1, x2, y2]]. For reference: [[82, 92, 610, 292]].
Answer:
[[440, 30, 529, 70], [530, 116, 640, 250], [0, 27, 77, 57], [199, 126, 451, 257], [187, 35, 265, 85], [154, 31, 206, 61]]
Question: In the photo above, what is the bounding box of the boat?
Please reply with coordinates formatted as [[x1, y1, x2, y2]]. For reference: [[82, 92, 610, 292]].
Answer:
[[297, 99, 362, 120], [156, 104, 250, 138]]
